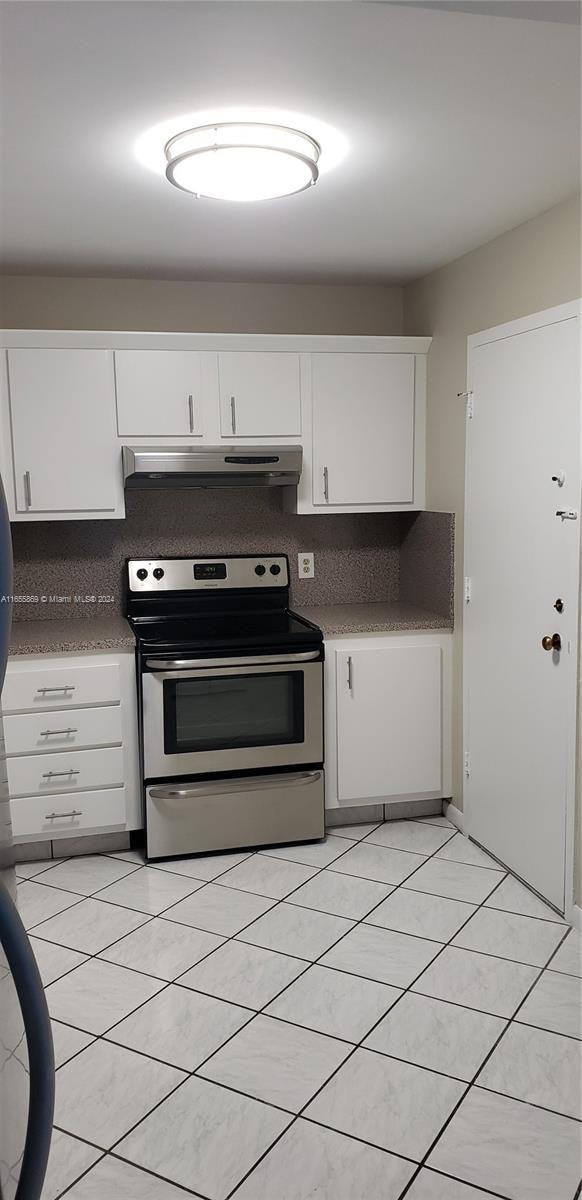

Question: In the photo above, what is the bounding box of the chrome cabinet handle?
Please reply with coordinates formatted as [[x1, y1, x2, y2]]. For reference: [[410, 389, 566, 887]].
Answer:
[[40, 728, 78, 737], [230, 395, 237, 434], [347, 655, 353, 692], [323, 466, 329, 502], [188, 394, 195, 433], [24, 471, 32, 508], [41, 769, 80, 778], [45, 810, 82, 819], [36, 685, 76, 694]]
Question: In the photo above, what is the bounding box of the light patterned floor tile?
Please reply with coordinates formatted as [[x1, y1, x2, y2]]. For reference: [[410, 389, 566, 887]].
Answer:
[[265, 964, 402, 1042], [29, 937, 87, 987], [31, 897, 149, 954], [484, 874, 567, 923], [233, 1118, 415, 1200], [46, 957, 164, 1034], [305, 1047, 465, 1160], [64, 1155, 193, 1199], [405, 1167, 510, 1199], [320, 922, 441, 988], [163, 883, 275, 936], [261, 835, 354, 868], [41, 1129, 101, 1200], [477, 1022, 582, 1118], [435, 834, 500, 870], [517, 968, 582, 1038], [412, 946, 538, 1017], [365, 887, 476, 943], [16, 880, 81, 930], [548, 927, 582, 978], [152, 849, 254, 881], [178, 939, 306, 1009], [404, 858, 505, 904], [96, 866, 204, 915], [15, 858, 57, 879], [216, 853, 318, 899], [451, 908, 567, 967], [329, 821, 383, 841], [288, 869, 393, 920], [55, 1039, 185, 1148], [199, 1013, 351, 1112], [107, 984, 252, 1071], [37, 854, 140, 896], [50, 1019, 95, 1068], [98, 915, 224, 981], [364, 820, 456, 855], [427, 1087, 581, 1200], [418, 816, 454, 829], [238, 902, 353, 960], [329, 841, 427, 886], [116, 1075, 291, 1200], [364, 992, 505, 1081]]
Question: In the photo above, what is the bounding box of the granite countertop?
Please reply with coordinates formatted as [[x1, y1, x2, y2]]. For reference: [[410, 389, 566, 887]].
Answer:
[[299, 601, 453, 636], [9, 614, 135, 656]]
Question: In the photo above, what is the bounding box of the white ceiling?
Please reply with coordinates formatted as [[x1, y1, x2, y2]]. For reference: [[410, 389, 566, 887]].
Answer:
[[0, 1, 579, 282]]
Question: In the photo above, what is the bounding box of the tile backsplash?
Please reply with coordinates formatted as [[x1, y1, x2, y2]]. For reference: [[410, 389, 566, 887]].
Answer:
[[10, 489, 453, 623]]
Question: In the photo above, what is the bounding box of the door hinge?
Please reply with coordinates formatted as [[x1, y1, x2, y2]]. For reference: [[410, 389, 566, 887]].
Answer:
[[458, 389, 474, 418], [464, 751, 471, 778], [464, 576, 472, 604]]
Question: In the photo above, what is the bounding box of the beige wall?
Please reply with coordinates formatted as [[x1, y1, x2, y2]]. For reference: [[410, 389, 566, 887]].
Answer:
[[404, 192, 581, 903], [0, 275, 403, 336]]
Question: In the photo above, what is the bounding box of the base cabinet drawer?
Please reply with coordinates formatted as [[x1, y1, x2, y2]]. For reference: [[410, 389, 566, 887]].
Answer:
[[2, 662, 121, 713], [4, 706, 122, 756], [10, 787, 126, 839], [7, 746, 125, 798]]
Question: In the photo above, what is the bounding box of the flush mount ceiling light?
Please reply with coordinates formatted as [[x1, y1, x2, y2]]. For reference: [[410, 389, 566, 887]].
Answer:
[[163, 122, 321, 202]]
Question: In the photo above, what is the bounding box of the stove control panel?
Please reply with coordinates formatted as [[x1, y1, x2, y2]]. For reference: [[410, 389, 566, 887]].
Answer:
[[127, 556, 289, 593]]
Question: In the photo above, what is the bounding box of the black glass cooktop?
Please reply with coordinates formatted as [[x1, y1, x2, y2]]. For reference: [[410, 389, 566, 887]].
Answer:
[[129, 608, 322, 657]]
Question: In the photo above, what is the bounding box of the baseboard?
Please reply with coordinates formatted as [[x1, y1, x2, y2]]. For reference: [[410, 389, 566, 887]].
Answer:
[[566, 903, 581, 930], [443, 802, 465, 833]]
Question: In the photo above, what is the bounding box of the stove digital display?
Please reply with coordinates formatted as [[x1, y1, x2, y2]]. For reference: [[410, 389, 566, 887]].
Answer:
[[194, 563, 227, 580]]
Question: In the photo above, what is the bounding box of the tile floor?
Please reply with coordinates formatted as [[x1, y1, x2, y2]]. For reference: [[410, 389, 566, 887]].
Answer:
[[16, 815, 581, 1200]]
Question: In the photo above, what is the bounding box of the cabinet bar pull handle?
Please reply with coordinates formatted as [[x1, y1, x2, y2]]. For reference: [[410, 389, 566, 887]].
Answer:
[[36, 685, 76, 694], [24, 471, 32, 508], [230, 396, 237, 435], [41, 769, 80, 778], [323, 466, 329, 502], [40, 728, 78, 737], [188, 394, 195, 433], [347, 655, 353, 691], [45, 810, 82, 819]]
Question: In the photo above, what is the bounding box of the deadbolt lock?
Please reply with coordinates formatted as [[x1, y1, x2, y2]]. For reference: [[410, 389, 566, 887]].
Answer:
[[542, 633, 562, 652], [554, 598, 564, 613]]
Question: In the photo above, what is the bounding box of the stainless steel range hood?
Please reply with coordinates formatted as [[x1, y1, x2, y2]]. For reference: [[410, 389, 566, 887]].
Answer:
[[122, 445, 302, 489]]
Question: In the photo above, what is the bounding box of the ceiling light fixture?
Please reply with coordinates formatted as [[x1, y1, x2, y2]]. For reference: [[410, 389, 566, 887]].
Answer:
[[163, 121, 321, 202]]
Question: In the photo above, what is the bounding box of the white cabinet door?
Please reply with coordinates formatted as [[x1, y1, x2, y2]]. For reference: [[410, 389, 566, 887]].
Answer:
[[8, 349, 121, 514], [218, 352, 301, 437], [336, 644, 442, 801], [115, 350, 203, 436], [312, 353, 415, 505]]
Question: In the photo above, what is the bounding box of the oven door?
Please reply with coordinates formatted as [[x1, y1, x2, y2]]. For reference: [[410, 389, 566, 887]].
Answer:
[[142, 652, 323, 779]]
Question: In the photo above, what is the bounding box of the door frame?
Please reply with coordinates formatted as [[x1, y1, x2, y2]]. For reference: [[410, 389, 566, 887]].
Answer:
[[464, 300, 581, 919]]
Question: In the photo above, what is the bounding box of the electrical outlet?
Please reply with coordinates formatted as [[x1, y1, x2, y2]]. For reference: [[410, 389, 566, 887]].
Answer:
[[298, 552, 315, 579]]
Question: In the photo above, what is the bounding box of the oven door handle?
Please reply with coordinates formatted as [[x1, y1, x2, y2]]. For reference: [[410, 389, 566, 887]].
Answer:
[[144, 651, 321, 670], [149, 770, 322, 801]]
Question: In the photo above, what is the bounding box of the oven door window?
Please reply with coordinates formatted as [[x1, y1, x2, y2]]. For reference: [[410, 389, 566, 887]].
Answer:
[[163, 671, 305, 754]]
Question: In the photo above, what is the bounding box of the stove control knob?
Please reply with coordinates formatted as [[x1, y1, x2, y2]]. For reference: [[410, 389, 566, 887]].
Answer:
[[136, 568, 148, 581], [153, 568, 165, 580], [255, 564, 266, 576], [270, 564, 281, 576]]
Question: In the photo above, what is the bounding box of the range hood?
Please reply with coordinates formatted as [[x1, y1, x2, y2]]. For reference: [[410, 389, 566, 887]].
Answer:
[[122, 445, 302, 489]]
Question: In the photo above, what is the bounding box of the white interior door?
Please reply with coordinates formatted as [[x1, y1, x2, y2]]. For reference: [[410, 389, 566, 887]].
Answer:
[[464, 306, 580, 911]]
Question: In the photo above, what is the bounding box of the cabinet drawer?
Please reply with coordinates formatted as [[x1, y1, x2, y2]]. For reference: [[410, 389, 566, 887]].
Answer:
[[7, 746, 125, 798], [3, 662, 121, 713], [11, 787, 126, 840], [4, 706, 122, 756]]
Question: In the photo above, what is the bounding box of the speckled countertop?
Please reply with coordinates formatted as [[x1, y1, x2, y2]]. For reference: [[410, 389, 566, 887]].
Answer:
[[9, 601, 452, 657], [9, 615, 135, 656], [300, 602, 453, 636]]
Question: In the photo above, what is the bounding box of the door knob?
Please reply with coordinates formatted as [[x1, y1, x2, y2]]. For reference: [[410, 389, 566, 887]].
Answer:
[[542, 634, 562, 652]]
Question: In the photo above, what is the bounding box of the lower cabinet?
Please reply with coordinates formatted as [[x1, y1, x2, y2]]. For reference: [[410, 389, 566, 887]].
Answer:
[[324, 632, 452, 810], [4, 649, 140, 843]]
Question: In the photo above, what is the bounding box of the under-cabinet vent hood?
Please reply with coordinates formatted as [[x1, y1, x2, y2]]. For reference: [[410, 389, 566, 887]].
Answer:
[[122, 445, 302, 489]]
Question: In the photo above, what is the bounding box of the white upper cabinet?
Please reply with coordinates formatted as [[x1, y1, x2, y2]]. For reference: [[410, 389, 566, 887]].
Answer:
[[311, 353, 416, 507], [115, 350, 203, 437], [6, 349, 123, 518], [218, 352, 301, 438], [335, 642, 443, 803]]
